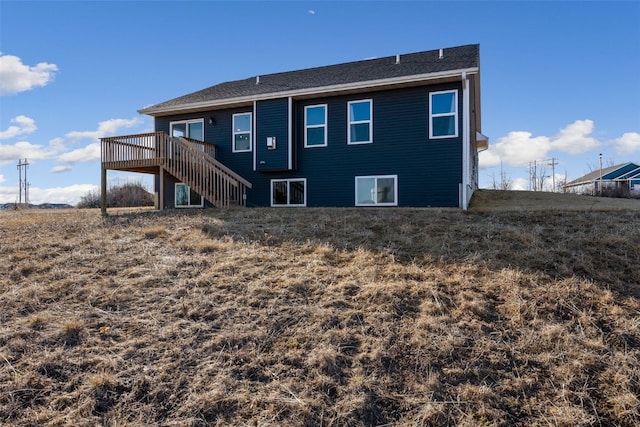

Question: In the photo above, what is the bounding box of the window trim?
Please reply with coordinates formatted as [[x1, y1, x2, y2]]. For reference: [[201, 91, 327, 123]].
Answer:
[[304, 104, 328, 148], [347, 99, 373, 145], [270, 178, 307, 207], [175, 183, 204, 208], [232, 112, 252, 153], [355, 175, 398, 207], [429, 90, 458, 139], [169, 118, 205, 140]]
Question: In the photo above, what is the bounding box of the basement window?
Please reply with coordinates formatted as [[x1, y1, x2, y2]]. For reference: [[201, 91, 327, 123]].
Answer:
[[429, 90, 458, 139], [175, 183, 203, 208], [233, 112, 252, 152], [355, 175, 397, 206], [271, 178, 306, 206]]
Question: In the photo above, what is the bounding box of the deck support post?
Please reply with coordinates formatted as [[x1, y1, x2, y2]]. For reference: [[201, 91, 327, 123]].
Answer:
[[100, 167, 107, 216], [159, 166, 165, 211]]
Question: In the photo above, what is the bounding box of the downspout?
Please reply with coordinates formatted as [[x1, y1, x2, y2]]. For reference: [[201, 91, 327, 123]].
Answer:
[[253, 100, 257, 171], [461, 71, 471, 210], [288, 97, 293, 170]]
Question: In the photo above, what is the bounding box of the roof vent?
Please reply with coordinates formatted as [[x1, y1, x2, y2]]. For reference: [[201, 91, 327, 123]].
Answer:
[[395, 54, 400, 64], [256, 75, 260, 85], [439, 48, 444, 59]]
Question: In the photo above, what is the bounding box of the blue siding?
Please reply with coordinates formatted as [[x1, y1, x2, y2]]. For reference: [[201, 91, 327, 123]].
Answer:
[[603, 163, 640, 180], [256, 98, 290, 172], [155, 82, 465, 208], [293, 84, 463, 207]]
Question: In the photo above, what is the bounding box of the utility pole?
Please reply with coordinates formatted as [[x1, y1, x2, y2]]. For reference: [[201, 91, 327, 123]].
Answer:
[[17, 158, 30, 206], [548, 157, 558, 192], [598, 153, 603, 196]]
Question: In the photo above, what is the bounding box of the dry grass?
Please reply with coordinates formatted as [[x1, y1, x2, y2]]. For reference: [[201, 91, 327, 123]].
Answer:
[[470, 189, 640, 212], [1, 191, 639, 426]]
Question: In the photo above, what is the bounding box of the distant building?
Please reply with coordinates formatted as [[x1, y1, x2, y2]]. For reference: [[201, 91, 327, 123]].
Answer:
[[564, 162, 640, 195]]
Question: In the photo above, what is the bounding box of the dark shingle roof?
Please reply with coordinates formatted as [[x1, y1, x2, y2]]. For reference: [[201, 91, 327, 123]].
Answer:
[[140, 44, 479, 115]]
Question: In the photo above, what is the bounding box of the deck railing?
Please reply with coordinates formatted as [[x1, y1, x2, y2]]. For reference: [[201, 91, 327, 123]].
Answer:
[[101, 132, 163, 169], [101, 132, 251, 207], [165, 136, 251, 207]]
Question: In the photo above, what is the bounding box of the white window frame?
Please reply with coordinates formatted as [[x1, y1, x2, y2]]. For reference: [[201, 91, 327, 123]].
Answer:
[[169, 120, 205, 202], [175, 183, 204, 208], [271, 178, 307, 207], [304, 104, 328, 148], [232, 112, 252, 153], [347, 99, 373, 145], [429, 90, 458, 139], [170, 118, 205, 140], [355, 175, 398, 207]]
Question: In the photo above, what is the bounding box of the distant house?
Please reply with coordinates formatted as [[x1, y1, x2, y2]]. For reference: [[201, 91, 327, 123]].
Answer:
[[563, 162, 640, 195], [101, 44, 488, 212]]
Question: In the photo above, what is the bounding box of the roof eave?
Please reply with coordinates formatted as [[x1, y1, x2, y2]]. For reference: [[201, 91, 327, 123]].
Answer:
[[139, 67, 479, 117]]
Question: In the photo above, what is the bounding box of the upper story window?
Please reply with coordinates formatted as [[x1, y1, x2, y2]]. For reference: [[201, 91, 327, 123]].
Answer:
[[348, 99, 372, 144], [233, 112, 252, 152], [304, 104, 327, 147], [170, 119, 204, 140], [429, 90, 458, 139]]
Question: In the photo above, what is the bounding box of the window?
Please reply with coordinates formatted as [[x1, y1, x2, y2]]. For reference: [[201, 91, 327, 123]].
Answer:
[[170, 119, 204, 141], [233, 113, 252, 152], [429, 90, 458, 139], [170, 120, 204, 202], [348, 99, 372, 144], [175, 183, 203, 208], [304, 105, 327, 147], [271, 179, 306, 206], [355, 175, 397, 206]]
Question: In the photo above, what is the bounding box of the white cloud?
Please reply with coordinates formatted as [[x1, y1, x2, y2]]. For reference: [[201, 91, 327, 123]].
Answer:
[[0, 53, 58, 95], [63, 118, 141, 143], [0, 140, 58, 165], [52, 117, 141, 155], [0, 185, 17, 203], [0, 183, 98, 205], [0, 117, 140, 166], [512, 177, 528, 191], [480, 119, 601, 168], [308, 9, 316, 15], [54, 118, 142, 162], [0, 115, 37, 139], [549, 119, 599, 154], [51, 165, 72, 173], [480, 131, 550, 167], [31, 184, 98, 205], [0, 174, 5, 184], [612, 132, 640, 156], [57, 142, 101, 163]]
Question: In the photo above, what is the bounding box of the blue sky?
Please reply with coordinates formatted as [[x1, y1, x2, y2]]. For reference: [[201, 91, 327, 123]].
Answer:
[[1, 0, 639, 205]]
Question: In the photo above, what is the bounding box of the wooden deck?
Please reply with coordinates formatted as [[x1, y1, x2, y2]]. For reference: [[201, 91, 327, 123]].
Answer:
[[100, 132, 251, 213]]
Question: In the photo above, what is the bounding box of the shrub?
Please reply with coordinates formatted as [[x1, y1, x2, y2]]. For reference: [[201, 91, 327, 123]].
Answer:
[[77, 182, 154, 208]]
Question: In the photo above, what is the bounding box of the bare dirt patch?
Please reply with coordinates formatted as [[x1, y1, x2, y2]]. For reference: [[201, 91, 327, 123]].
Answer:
[[1, 196, 638, 426]]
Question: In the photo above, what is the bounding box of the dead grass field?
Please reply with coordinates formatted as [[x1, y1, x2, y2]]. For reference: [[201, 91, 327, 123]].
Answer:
[[1, 191, 639, 426]]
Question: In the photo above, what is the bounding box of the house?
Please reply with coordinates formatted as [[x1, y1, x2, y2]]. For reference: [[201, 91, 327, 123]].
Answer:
[[100, 44, 487, 213], [563, 162, 640, 195]]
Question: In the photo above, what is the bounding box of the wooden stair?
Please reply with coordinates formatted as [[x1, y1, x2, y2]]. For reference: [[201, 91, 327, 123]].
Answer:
[[101, 132, 251, 210]]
